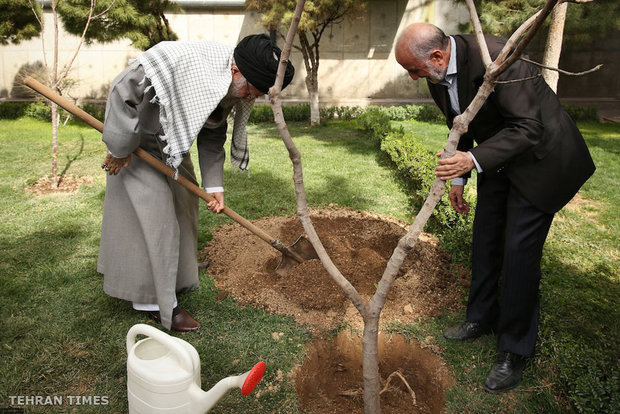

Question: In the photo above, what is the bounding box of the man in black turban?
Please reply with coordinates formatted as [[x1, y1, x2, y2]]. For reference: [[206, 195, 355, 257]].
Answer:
[[98, 34, 295, 332], [234, 34, 295, 95]]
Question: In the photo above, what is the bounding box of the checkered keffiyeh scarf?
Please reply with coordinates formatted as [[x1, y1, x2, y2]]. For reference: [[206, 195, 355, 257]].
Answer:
[[137, 41, 254, 172]]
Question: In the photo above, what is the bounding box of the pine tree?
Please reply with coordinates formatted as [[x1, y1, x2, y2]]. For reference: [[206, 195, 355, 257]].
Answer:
[[0, 0, 42, 45]]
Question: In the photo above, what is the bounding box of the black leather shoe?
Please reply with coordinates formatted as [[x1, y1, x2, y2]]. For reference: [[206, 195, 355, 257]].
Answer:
[[443, 321, 492, 342], [483, 352, 527, 394]]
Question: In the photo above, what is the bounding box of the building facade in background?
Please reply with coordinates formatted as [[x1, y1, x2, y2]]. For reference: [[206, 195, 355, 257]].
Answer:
[[0, 0, 617, 110], [0, 0, 468, 105]]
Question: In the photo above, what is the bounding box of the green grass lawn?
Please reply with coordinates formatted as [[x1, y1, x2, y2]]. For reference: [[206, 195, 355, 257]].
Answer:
[[0, 117, 618, 413]]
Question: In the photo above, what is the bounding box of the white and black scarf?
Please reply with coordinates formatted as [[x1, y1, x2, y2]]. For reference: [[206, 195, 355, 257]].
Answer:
[[137, 41, 253, 172]]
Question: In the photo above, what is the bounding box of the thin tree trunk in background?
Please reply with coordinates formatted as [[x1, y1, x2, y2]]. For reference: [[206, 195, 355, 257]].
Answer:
[[542, 2, 567, 92], [51, 0, 59, 187], [309, 86, 320, 125]]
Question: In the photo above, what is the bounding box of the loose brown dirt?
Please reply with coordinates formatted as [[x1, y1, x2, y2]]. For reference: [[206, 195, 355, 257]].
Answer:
[[294, 330, 454, 414], [201, 207, 468, 413], [26, 175, 93, 196], [202, 207, 468, 332]]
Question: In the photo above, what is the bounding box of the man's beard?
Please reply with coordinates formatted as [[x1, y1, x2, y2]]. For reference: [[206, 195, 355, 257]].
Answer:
[[426, 63, 448, 84], [226, 76, 246, 99]]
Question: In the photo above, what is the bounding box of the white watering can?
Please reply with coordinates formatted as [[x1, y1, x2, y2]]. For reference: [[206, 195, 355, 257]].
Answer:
[[126, 324, 266, 413]]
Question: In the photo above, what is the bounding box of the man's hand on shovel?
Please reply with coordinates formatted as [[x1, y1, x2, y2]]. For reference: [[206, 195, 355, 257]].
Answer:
[[207, 192, 225, 214], [102, 153, 131, 175]]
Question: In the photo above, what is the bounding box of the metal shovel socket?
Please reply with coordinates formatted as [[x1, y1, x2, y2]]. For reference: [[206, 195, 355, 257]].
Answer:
[[23, 76, 319, 276]]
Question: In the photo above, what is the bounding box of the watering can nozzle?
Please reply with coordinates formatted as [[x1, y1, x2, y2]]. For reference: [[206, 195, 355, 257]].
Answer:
[[241, 361, 266, 396]]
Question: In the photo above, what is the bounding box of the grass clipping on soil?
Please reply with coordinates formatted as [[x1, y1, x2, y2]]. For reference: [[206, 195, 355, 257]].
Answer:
[[202, 208, 468, 331]]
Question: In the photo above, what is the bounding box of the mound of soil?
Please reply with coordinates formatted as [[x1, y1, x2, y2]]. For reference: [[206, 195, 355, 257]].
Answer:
[[201, 208, 468, 331], [294, 330, 454, 414], [27, 175, 93, 196]]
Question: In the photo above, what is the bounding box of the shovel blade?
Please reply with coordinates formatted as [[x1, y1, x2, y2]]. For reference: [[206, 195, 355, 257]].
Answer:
[[289, 235, 319, 261], [274, 236, 319, 277]]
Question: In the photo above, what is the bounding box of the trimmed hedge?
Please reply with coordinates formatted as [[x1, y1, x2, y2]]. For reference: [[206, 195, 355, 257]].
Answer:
[[0, 102, 30, 119], [248, 103, 444, 124], [0, 101, 106, 124], [357, 107, 475, 263], [3, 100, 599, 124], [563, 104, 599, 122], [249, 103, 311, 123]]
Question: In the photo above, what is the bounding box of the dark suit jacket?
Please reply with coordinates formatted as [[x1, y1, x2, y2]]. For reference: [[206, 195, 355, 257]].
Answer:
[[428, 34, 595, 214]]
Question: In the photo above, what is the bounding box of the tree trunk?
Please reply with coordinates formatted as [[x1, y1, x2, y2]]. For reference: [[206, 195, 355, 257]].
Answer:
[[309, 84, 320, 126], [51, 101, 59, 188], [362, 314, 380, 413], [542, 2, 567, 92], [51, 0, 59, 188]]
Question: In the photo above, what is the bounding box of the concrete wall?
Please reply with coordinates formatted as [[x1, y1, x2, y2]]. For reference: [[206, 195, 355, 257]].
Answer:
[[0, 0, 471, 104], [1, 0, 616, 109]]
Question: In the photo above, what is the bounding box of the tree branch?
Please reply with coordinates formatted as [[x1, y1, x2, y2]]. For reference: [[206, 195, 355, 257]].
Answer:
[[29, 0, 43, 26], [464, 0, 492, 67], [497, 0, 560, 73], [92, 0, 117, 19], [520, 57, 603, 76], [32, 0, 51, 85], [494, 74, 542, 84], [494, 10, 541, 65], [56, 0, 96, 86]]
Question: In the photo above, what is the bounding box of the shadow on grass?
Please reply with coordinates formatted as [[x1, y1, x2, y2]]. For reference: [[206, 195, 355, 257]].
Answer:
[[580, 122, 620, 154], [585, 135, 620, 154], [250, 121, 382, 158], [58, 134, 85, 181]]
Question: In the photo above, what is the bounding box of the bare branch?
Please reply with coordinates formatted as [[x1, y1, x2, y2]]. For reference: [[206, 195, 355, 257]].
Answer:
[[497, 0, 560, 73], [92, 0, 117, 19], [494, 11, 541, 65], [494, 74, 541, 84], [520, 57, 603, 76], [56, 0, 96, 86], [464, 0, 492, 67], [32, 0, 51, 85], [29, 0, 43, 26]]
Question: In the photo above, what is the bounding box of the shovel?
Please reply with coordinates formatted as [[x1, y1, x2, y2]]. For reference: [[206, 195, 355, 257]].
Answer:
[[24, 76, 318, 277]]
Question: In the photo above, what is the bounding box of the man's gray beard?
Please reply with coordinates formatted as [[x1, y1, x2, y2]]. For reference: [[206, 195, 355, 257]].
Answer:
[[427, 64, 448, 84], [220, 77, 246, 107]]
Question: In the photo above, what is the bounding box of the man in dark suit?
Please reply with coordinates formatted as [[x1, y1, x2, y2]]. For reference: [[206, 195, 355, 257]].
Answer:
[[395, 23, 595, 393]]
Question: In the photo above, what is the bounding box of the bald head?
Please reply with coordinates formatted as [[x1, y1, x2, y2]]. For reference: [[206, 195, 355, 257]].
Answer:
[[396, 23, 449, 61], [395, 23, 450, 83]]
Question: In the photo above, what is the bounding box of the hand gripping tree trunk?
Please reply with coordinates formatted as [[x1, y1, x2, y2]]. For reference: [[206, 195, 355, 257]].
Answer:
[[270, 0, 581, 412]]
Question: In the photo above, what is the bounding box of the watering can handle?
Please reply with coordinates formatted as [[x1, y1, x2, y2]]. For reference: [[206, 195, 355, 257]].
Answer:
[[126, 324, 195, 375]]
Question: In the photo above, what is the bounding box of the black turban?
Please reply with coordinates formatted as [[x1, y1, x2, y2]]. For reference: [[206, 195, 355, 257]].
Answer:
[[234, 34, 295, 94]]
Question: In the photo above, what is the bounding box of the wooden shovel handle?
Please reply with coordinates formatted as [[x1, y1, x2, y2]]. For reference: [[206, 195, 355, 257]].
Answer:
[[23, 76, 276, 246]]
